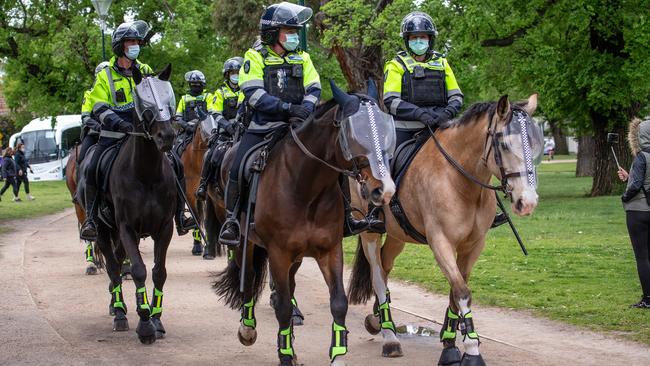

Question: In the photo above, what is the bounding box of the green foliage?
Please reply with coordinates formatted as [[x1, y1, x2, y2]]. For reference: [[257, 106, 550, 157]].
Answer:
[[0, 180, 72, 224], [344, 161, 650, 344]]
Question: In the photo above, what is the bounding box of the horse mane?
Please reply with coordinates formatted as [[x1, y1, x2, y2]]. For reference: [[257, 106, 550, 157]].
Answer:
[[439, 101, 496, 130], [314, 99, 338, 118]]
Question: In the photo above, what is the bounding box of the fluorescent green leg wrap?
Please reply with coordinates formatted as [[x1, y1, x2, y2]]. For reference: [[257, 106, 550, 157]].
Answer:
[[378, 300, 396, 333], [440, 307, 460, 341], [329, 322, 348, 361], [278, 326, 294, 357], [111, 284, 126, 312], [460, 311, 479, 341], [193, 228, 200, 242], [136, 286, 151, 314], [85, 243, 94, 262], [241, 298, 256, 328], [151, 288, 163, 317], [228, 249, 235, 262]]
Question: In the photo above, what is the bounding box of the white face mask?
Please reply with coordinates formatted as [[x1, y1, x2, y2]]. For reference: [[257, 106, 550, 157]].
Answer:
[[281, 33, 300, 51], [125, 44, 140, 60]]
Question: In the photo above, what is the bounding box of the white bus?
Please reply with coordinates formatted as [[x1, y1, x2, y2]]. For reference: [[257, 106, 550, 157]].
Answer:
[[10, 115, 82, 181]]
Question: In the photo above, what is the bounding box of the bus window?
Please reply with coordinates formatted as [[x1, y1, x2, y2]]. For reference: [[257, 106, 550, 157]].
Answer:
[[60, 126, 81, 158], [20, 130, 58, 164]]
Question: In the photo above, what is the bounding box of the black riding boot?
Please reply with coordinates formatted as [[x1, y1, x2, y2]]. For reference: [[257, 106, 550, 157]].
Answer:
[[175, 184, 196, 237], [491, 212, 508, 228], [340, 175, 369, 237], [80, 184, 99, 241], [218, 178, 241, 246], [366, 205, 386, 234], [196, 150, 213, 201]]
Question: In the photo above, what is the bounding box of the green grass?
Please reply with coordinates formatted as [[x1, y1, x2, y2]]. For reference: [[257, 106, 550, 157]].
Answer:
[[344, 161, 650, 344], [0, 180, 73, 226]]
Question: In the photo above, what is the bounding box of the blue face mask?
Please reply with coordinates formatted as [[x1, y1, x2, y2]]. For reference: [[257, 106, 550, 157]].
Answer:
[[229, 74, 239, 85], [281, 33, 300, 52], [408, 38, 429, 56], [125, 44, 140, 60]]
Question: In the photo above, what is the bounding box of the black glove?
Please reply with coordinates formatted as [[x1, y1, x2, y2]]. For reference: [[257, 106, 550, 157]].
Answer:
[[224, 122, 237, 136], [117, 120, 133, 133], [288, 104, 310, 120], [418, 111, 438, 127]]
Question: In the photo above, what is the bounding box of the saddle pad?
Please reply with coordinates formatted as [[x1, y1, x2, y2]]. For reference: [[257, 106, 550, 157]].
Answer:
[[390, 133, 429, 188], [97, 143, 122, 192]]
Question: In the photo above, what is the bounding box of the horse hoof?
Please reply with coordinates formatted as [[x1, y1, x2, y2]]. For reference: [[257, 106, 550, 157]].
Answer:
[[237, 324, 257, 346], [364, 314, 380, 335], [192, 242, 203, 256], [278, 355, 299, 366], [292, 314, 304, 326], [460, 353, 486, 366], [113, 313, 129, 332], [203, 253, 215, 260], [136, 320, 157, 345], [85, 264, 98, 275], [151, 317, 166, 339], [331, 357, 347, 366], [438, 346, 462, 366], [109, 304, 115, 316], [382, 342, 403, 358]]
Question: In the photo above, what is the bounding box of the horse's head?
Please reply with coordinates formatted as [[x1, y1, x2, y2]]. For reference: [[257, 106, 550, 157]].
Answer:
[[488, 94, 542, 216], [132, 64, 176, 152], [330, 79, 396, 206]]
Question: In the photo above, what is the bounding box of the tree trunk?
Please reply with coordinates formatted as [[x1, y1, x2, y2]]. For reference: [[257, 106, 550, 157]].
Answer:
[[588, 110, 631, 196], [548, 120, 569, 155], [576, 135, 595, 177]]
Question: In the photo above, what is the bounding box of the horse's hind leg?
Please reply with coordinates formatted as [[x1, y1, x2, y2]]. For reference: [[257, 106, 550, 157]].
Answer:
[[150, 223, 173, 339], [316, 244, 349, 366], [119, 225, 156, 345], [429, 234, 486, 366], [84, 240, 98, 275], [237, 242, 259, 346], [96, 226, 128, 331], [268, 248, 298, 366]]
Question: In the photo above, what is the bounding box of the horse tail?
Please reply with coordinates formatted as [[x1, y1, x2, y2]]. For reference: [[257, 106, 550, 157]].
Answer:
[[348, 236, 374, 305], [212, 245, 268, 309], [204, 202, 224, 257]]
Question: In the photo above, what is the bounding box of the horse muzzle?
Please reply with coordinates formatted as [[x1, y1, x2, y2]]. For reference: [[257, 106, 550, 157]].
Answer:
[[511, 187, 538, 216]]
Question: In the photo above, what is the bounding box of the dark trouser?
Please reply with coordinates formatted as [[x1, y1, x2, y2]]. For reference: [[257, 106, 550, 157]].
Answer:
[[16, 174, 29, 194], [0, 177, 18, 196], [396, 129, 420, 149], [229, 130, 269, 181], [78, 134, 99, 163], [626, 210, 650, 298]]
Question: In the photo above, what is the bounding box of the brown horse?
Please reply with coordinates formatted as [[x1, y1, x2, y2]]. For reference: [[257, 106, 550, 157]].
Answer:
[[348, 95, 541, 365], [212, 81, 396, 366], [177, 121, 210, 257], [64, 144, 104, 275]]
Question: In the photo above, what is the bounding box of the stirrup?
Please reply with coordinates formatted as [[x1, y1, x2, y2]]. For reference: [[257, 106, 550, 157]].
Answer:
[[80, 220, 98, 241], [218, 219, 241, 247]]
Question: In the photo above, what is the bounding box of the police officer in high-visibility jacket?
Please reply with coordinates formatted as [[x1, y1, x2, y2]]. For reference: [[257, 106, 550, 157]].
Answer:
[[175, 70, 210, 138], [217, 2, 321, 246], [79, 20, 155, 241], [196, 57, 243, 200], [383, 11, 463, 148]]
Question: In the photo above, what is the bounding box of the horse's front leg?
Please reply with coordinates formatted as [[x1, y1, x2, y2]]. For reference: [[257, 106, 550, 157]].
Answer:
[[316, 243, 349, 366], [429, 233, 486, 366], [119, 224, 156, 345], [150, 221, 173, 339], [96, 224, 128, 331], [268, 247, 298, 366]]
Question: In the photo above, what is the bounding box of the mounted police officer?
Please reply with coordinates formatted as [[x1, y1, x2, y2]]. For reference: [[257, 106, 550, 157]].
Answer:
[[175, 70, 210, 138], [79, 20, 194, 240], [217, 2, 321, 246], [196, 57, 243, 200], [384, 11, 463, 148]]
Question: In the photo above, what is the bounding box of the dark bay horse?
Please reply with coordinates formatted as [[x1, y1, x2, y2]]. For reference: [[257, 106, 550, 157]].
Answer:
[[65, 145, 104, 275], [77, 65, 178, 344], [348, 95, 542, 365], [212, 81, 396, 366]]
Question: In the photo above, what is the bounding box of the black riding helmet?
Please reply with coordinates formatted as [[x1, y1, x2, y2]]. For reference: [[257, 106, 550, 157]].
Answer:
[[222, 57, 244, 80], [111, 20, 153, 57], [185, 70, 206, 96], [259, 1, 312, 45], [400, 12, 438, 58]]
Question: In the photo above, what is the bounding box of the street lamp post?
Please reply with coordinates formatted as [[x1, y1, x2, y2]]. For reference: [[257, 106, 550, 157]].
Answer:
[[91, 0, 113, 61], [298, 0, 307, 51]]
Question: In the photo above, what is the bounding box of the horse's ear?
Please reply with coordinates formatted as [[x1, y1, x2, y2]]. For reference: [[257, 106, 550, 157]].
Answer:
[[158, 63, 172, 81], [366, 79, 379, 102], [132, 66, 143, 85], [496, 95, 510, 121], [524, 93, 538, 115], [329, 79, 356, 107]]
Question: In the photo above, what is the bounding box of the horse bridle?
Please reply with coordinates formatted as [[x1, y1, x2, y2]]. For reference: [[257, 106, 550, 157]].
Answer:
[[428, 106, 534, 199]]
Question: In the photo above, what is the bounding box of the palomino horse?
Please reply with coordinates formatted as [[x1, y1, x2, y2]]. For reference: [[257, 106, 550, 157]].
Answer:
[[177, 117, 211, 257], [212, 81, 396, 366], [64, 145, 104, 275], [77, 65, 178, 344], [348, 95, 542, 365]]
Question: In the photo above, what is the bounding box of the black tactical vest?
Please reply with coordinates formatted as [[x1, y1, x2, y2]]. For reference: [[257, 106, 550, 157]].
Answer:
[[183, 97, 208, 121], [396, 52, 447, 107], [259, 47, 305, 105]]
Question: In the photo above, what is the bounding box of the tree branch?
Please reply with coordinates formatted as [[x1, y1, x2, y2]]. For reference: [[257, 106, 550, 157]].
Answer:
[[481, 0, 557, 47]]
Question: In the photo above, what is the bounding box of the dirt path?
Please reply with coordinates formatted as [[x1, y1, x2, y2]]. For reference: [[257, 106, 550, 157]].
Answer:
[[1, 210, 648, 365]]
